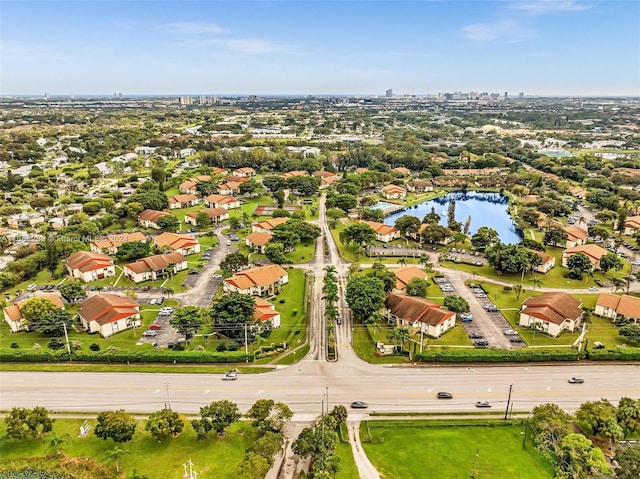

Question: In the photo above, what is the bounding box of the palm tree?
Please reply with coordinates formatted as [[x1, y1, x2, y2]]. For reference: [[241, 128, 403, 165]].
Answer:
[[623, 274, 636, 295], [163, 287, 174, 297], [398, 257, 407, 267], [419, 255, 433, 272], [513, 284, 524, 301], [46, 432, 70, 455], [531, 277, 542, 290], [324, 265, 336, 274], [103, 446, 127, 473], [611, 277, 626, 293], [396, 326, 410, 352]]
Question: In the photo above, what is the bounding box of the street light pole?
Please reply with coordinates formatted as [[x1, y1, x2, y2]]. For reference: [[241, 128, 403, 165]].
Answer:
[[504, 384, 513, 420]]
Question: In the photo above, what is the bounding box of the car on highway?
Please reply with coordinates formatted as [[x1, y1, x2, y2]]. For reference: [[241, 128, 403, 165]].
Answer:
[[475, 401, 491, 408], [149, 324, 162, 330], [222, 372, 238, 381], [437, 392, 453, 399], [350, 401, 368, 409], [568, 377, 584, 384], [469, 333, 483, 339], [142, 330, 158, 337]]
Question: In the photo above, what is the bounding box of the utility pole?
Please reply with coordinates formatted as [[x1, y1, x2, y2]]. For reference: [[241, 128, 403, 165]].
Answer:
[[504, 384, 513, 420], [420, 329, 424, 354], [165, 382, 171, 409], [62, 321, 71, 359], [325, 387, 329, 413], [244, 323, 248, 363]]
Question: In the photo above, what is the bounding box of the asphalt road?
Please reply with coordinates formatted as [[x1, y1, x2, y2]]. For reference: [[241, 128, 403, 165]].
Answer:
[[2, 364, 638, 417]]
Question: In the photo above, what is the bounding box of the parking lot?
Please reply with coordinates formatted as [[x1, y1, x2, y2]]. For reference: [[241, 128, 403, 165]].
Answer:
[[434, 274, 525, 349]]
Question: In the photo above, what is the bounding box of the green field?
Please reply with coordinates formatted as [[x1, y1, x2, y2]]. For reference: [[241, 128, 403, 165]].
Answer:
[[361, 421, 554, 479], [0, 418, 257, 479]]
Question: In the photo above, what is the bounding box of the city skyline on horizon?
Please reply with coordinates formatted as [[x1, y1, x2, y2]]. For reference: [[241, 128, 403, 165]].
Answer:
[[1, 1, 639, 97]]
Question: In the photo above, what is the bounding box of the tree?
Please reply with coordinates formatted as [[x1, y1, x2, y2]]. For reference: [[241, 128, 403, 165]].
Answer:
[[366, 267, 396, 293], [471, 227, 499, 251], [191, 400, 241, 440], [619, 323, 640, 343], [346, 276, 386, 321], [127, 190, 169, 211], [58, 280, 87, 304], [272, 208, 290, 218], [423, 206, 440, 224], [616, 397, 640, 434], [341, 222, 376, 248], [239, 179, 260, 195], [170, 306, 205, 345], [599, 252, 624, 273], [5, 407, 53, 439], [361, 208, 384, 222], [443, 295, 470, 313], [156, 215, 180, 231], [271, 228, 299, 252], [35, 308, 73, 337], [326, 193, 357, 213], [115, 241, 151, 261], [329, 405, 348, 426], [447, 199, 456, 228], [394, 215, 421, 236], [530, 403, 574, 454], [543, 227, 568, 247], [558, 433, 611, 479], [210, 293, 255, 338], [617, 207, 628, 234], [567, 253, 593, 278], [94, 409, 137, 443], [19, 297, 59, 328], [195, 212, 212, 228], [247, 399, 293, 434], [238, 451, 271, 479], [420, 224, 451, 245], [463, 215, 472, 235], [125, 201, 144, 218], [576, 399, 624, 443], [326, 207, 345, 221], [46, 431, 71, 455], [82, 201, 102, 215], [151, 167, 166, 190], [405, 277, 429, 297], [145, 408, 184, 442], [615, 444, 640, 479], [103, 445, 127, 473], [264, 243, 287, 265], [513, 284, 524, 301], [221, 251, 248, 272]]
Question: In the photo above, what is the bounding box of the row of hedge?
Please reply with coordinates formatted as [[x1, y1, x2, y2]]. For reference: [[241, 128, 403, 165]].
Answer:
[[413, 347, 640, 363], [0, 349, 254, 363]]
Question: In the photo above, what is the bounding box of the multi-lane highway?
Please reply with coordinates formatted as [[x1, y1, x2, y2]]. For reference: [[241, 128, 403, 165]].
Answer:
[[2, 363, 638, 416]]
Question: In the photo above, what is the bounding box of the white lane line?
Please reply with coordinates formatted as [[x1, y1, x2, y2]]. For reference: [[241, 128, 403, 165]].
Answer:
[[153, 389, 160, 394], [202, 390, 210, 395]]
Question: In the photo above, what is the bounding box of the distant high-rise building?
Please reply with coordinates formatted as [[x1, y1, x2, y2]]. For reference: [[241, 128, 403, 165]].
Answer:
[[385, 89, 393, 98], [519, 92, 524, 99], [178, 96, 193, 106], [44, 92, 49, 100], [504, 91, 508, 99]]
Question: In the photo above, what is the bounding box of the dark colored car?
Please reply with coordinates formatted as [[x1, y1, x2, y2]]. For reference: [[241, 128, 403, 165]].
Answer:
[[350, 401, 368, 409], [469, 333, 483, 339], [474, 340, 489, 347], [509, 336, 523, 343], [437, 392, 453, 399]]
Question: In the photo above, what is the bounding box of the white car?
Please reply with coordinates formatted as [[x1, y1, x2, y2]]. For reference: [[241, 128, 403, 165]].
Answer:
[[504, 329, 518, 336], [142, 330, 158, 337], [588, 286, 599, 291], [222, 372, 238, 381]]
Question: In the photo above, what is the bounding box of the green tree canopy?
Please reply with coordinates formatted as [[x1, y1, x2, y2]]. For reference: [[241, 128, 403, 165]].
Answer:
[[246, 399, 293, 434], [443, 295, 470, 313], [115, 241, 151, 262], [346, 276, 386, 321], [145, 408, 184, 442], [5, 406, 53, 439], [191, 400, 241, 440], [58, 281, 87, 304], [94, 409, 137, 443], [405, 277, 429, 297]]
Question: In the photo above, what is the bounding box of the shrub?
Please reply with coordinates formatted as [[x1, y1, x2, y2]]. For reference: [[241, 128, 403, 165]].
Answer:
[[47, 338, 65, 350], [279, 299, 286, 304], [89, 343, 101, 351], [225, 341, 240, 351], [10, 342, 20, 349], [216, 342, 227, 352], [292, 309, 299, 316], [503, 286, 513, 291]]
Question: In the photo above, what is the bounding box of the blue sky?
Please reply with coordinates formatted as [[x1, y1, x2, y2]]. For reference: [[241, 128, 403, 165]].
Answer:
[[1, 1, 638, 96]]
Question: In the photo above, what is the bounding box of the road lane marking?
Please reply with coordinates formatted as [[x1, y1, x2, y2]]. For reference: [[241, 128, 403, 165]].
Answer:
[[202, 390, 210, 394], [153, 389, 160, 394]]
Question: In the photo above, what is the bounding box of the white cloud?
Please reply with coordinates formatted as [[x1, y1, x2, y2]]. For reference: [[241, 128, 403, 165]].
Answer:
[[511, 1, 594, 15], [162, 22, 224, 34], [461, 20, 535, 43]]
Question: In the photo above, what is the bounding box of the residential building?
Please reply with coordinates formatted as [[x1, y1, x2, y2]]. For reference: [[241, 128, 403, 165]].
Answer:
[[179, 175, 211, 194], [168, 194, 199, 209], [65, 251, 116, 282], [391, 266, 428, 291], [594, 294, 640, 323], [252, 217, 289, 233], [254, 297, 281, 328], [123, 252, 187, 283], [8, 213, 45, 229], [90, 232, 146, 255], [279, 170, 308, 179], [561, 244, 609, 270], [360, 220, 400, 243], [233, 167, 256, 177], [153, 232, 200, 255], [530, 250, 556, 274], [218, 182, 241, 196], [320, 176, 340, 189], [223, 264, 289, 296], [381, 184, 407, 200], [312, 171, 337, 178], [384, 293, 456, 339], [79, 294, 140, 338], [354, 167, 369, 174], [138, 209, 175, 229], [3, 292, 65, 333], [184, 208, 229, 226], [563, 226, 588, 248], [246, 231, 272, 253], [622, 216, 640, 236], [406, 179, 433, 193], [392, 167, 411, 176], [519, 292, 583, 338], [205, 194, 240, 210]]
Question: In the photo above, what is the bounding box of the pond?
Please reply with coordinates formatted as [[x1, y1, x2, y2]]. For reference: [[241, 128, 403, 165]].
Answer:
[[384, 191, 522, 244]]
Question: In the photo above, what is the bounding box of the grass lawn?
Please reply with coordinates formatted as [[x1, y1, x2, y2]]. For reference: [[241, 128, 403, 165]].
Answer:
[[361, 421, 554, 479], [0, 418, 257, 479], [336, 437, 358, 479]]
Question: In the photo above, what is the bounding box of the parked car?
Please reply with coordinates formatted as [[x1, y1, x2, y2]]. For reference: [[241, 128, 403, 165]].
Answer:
[[504, 329, 518, 336], [588, 286, 599, 291], [437, 392, 453, 399], [459, 313, 473, 322], [509, 336, 524, 343], [474, 340, 489, 347], [568, 377, 584, 384], [484, 303, 498, 312], [149, 324, 162, 330], [142, 330, 158, 337], [189, 269, 199, 275], [469, 333, 483, 339], [475, 401, 491, 408], [222, 372, 238, 381], [350, 401, 368, 409], [27, 284, 37, 291]]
